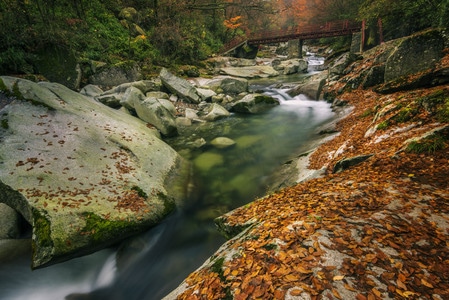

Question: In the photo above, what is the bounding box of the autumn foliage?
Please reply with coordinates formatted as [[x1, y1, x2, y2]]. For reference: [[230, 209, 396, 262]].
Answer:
[[174, 47, 449, 299]]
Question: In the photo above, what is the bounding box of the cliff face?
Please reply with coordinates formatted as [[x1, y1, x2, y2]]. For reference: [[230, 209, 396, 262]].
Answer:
[[165, 29, 449, 299]]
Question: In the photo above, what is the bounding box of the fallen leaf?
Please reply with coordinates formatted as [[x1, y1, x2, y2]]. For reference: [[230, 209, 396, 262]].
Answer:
[[333, 275, 345, 281]]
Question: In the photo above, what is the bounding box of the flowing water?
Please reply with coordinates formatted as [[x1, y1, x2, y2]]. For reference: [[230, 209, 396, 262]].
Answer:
[[0, 65, 335, 300]]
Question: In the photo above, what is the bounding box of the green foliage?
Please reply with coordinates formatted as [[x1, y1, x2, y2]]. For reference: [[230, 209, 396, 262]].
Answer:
[[1, 117, 8, 129], [81, 212, 141, 243], [406, 134, 447, 154], [32, 209, 53, 248], [210, 256, 225, 275], [360, 107, 375, 118], [417, 89, 449, 122], [359, 0, 444, 40], [131, 185, 148, 198], [377, 120, 389, 130], [393, 106, 419, 123]]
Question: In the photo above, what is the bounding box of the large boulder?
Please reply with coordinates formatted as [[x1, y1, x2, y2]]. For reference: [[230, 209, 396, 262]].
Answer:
[[272, 59, 308, 75], [0, 76, 189, 268], [89, 62, 142, 87], [219, 66, 279, 78], [230, 93, 279, 114], [384, 29, 446, 82], [289, 72, 327, 100], [132, 96, 178, 137], [95, 80, 162, 108], [205, 77, 248, 95], [159, 68, 201, 103], [200, 103, 230, 121], [0, 203, 22, 239]]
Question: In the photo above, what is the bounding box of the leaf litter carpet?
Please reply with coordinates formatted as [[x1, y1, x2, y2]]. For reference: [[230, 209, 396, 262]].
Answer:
[[176, 86, 449, 299]]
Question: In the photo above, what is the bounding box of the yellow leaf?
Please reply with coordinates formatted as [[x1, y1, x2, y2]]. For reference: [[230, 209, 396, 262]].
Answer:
[[372, 288, 381, 297], [333, 275, 345, 281], [421, 278, 434, 288], [396, 279, 407, 290], [297, 266, 313, 274], [285, 274, 299, 282]]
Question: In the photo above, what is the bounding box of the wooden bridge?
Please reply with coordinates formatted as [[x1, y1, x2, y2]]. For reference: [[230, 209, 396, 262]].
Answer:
[[221, 20, 363, 56]]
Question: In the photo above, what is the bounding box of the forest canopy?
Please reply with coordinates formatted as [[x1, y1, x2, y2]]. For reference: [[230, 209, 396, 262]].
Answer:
[[0, 0, 447, 74]]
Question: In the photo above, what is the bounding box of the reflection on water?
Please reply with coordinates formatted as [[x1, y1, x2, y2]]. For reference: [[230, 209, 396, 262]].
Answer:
[[0, 83, 334, 300]]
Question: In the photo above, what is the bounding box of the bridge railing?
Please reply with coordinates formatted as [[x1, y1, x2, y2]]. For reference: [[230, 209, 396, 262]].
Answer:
[[220, 20, 361, 54], [219, 35, 248, 54], [248, 20, 360, 43]]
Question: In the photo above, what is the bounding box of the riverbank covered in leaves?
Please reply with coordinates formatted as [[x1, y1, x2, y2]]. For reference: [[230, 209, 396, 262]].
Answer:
[[165, 31, 449, 299]]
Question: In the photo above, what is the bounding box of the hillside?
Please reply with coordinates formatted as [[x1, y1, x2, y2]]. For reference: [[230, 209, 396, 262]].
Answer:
[[165, 32, 449, 300]]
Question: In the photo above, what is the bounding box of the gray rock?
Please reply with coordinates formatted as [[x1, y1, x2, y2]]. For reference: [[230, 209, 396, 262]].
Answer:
[[146, 91, 169, 99], [175, 117, 192, 127], [384, 29, 445, 82], [289, 72, 327, 100], [79, 85, 103, 98], [189, 138, 206, 148], [210, 137, 236, 149], [230, 93, 279, 114], [185, 108, 199, 120], [272, 59, 308, 75], [0, 76, 189, 268], [333, 154, 374, 173], [219, 66, 279, 78], [362, 64, 385, 88], [95, 93, 123, 108], [133, 97, 178, 137], [206, 77, 248, 95], [201, 103, 230, 121], [196, 88, 217, 102], [89, 63, 141, 87], [329, 53, 352, 76], [160, 68, 201, 103], [120, 86, 145, 109], [0, 203, 21, 239]]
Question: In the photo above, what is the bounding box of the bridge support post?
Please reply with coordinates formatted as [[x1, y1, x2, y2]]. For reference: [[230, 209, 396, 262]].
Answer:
[[298, 39, 303, 58]]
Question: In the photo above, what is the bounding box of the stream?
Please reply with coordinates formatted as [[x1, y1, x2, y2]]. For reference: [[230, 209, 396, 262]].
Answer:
[[0, 62, 335, 300]]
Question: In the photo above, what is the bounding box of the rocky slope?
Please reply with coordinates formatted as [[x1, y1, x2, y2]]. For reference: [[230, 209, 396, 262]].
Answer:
[[165, 29, 449, 299]]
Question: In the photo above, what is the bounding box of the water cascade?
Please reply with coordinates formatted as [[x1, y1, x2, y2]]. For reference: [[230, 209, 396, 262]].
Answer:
[[0, 64, 335, 300]]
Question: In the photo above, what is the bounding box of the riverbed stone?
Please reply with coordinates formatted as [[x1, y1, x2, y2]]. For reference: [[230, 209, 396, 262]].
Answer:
[[133, 96, 178, 137], [193, 152, 224, 172], [230, 93, 279, 114], [289, 72, 327, 100], [272, 59, 308, 75], [206, 77, 248, 95], [219, 66, 279, 78], [196, 88, 217, 102], [201, 103, 230, 121], [80, 85, 103, 99], [0, 203, 21, 239], [210, 137, 236, 149], [160, 68, 201, 104], [146, 91, 169, 99], [120, 86, 145, 109], [0, 76, 190, 268]]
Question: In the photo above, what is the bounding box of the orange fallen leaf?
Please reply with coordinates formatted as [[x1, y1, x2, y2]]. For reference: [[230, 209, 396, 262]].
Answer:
[[421, 278, 434, 288], [333, 275, 345, 281]]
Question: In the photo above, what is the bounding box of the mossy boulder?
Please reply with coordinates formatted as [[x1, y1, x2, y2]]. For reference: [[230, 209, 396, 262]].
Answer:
[[384, 29, 446, 83], [0, 76, 190, 268], [230, 93, 279, 114]]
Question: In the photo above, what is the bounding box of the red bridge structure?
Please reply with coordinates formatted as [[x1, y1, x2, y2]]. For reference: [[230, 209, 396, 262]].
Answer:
[[221, 20, 364, 57]]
